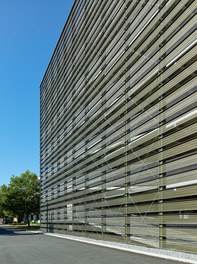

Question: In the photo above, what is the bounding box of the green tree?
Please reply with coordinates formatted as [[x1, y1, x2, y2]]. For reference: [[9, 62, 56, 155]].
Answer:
[[0, 185, 14, 222], [0, 184, 8, 218], [5, 170, 40, 227]]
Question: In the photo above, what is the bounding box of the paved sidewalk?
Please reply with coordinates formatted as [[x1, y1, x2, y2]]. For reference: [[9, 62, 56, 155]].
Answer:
[[45, 232, 197, 264], [0, 225, 188, 264]]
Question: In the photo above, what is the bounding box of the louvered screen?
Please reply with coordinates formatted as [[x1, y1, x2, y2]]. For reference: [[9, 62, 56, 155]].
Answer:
[[40, 0, 197, 253]]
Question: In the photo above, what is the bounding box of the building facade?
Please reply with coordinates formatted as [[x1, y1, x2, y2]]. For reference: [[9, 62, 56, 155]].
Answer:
[[40, 0, 197, 253]]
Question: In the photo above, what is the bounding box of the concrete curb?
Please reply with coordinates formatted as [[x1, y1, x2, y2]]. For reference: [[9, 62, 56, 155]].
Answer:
[[44, 233, 197, 264]]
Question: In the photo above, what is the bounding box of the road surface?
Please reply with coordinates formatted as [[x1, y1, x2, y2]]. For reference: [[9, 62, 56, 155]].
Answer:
[[0, 225, 182, 264]]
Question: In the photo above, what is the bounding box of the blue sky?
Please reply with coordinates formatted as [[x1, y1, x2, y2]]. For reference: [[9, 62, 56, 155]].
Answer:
[[0, 0, 74, 186]]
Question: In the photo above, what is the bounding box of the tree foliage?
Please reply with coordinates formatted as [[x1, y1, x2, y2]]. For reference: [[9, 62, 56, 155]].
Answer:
[[0, 184, 11, 218], [0, 170, 40, 226]]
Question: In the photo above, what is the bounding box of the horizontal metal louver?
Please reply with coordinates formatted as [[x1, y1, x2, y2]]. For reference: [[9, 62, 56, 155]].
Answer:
[[40, 0, 197, 253]]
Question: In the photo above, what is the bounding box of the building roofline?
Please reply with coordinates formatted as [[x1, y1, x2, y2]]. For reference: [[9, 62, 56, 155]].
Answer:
[[40, 0, 77, 89]]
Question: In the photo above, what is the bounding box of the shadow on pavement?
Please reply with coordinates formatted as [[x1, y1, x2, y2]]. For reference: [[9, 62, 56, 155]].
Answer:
[[0, 225, 42, 236]]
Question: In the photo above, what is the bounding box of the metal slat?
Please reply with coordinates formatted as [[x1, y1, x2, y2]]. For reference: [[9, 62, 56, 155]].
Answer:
[[40, 0, 197, 253]]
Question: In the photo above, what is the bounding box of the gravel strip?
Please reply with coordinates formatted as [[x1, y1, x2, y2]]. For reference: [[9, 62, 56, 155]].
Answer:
[[44, 233, 197, 264]]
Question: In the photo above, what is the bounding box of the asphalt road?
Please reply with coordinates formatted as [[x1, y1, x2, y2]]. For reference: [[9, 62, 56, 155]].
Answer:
[[0, 225, 182, 264]]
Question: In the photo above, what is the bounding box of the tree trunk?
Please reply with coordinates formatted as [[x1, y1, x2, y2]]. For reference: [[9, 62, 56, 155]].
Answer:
[[27, 216, 30, 228]]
